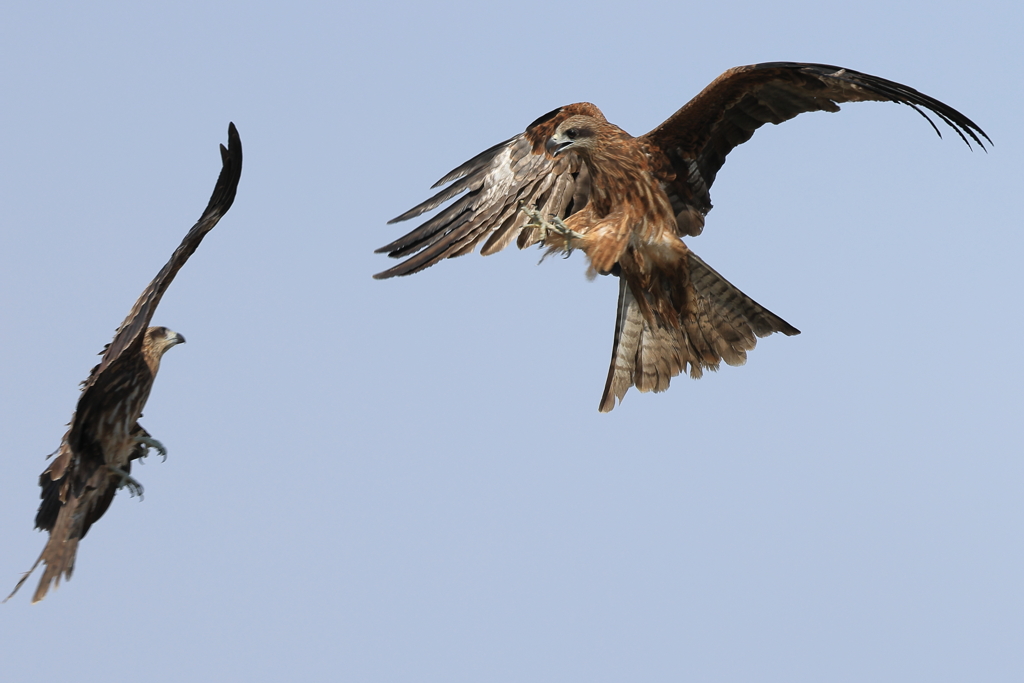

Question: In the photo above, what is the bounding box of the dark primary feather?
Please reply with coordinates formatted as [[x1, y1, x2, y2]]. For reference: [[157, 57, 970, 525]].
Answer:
[[6, 123, 243, 604], [94, 122, 242, 385], [642, 62, 990, 231], [374, 63, 988, 411], [378, 63, 989, 276], [64, 123, 241, 478], [373, 103, 603, 279]]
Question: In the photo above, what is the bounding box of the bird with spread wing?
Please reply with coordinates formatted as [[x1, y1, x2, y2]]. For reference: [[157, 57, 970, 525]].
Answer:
[[7, 123, 242, 603], [375, 62, 989, 412]]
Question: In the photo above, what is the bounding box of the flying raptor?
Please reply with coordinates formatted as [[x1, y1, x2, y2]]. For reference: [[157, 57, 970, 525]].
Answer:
[[7, 123, 242, 603], [375, 62, 988, 411]]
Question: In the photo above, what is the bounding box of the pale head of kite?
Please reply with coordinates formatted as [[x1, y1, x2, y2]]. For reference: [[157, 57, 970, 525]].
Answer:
[[6, 123, 240, 605], [547, 115, 613, 157], [142, 327, 186, 366], [375, 62, 991, 412]]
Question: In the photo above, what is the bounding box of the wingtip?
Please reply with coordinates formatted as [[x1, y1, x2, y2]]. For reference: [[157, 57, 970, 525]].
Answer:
[[223, 122, 242, 162]]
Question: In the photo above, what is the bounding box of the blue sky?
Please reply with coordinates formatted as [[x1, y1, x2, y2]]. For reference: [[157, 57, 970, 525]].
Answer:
[[1, 1, 1021, 681]]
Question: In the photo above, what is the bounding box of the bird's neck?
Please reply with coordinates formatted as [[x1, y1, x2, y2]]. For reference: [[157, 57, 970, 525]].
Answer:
[[141, 345, 167, 377]]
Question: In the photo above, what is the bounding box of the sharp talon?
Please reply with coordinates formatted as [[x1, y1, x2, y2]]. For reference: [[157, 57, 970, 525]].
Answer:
[[109, 466, 144, 500], [134, 435, 168, 463], [520, 205, 582, 254]]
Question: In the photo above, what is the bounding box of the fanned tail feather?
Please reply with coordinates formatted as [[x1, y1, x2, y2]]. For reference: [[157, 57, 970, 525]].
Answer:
[[599, 252, 799, 412]]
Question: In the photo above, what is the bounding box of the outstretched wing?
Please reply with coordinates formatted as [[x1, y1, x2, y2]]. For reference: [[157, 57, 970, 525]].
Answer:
[[64, 123, 241, 497], [641, 62, 991, 236], [374, 103, 604, 279], [7, 125, 243, 604], [84, 122, 243, 388]]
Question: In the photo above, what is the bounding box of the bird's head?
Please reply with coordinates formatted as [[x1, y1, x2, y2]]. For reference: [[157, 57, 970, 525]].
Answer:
[[144, 326, 186, 358], [547, 115, 601, 157]]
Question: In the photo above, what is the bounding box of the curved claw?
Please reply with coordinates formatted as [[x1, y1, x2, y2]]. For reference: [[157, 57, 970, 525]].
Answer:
[[133, 435, 168, 463], [520, 204, 583, 254], [109, 466, 144, 500]]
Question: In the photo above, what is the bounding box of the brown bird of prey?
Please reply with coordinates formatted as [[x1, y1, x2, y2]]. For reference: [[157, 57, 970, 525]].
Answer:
[[375, 62, 988, 411], [6, 123, 242, 603]]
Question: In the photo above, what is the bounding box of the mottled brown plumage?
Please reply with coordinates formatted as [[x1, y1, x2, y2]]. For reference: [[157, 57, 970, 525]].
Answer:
[[375, 63, 988, 411], [7, 123, 242, 603]]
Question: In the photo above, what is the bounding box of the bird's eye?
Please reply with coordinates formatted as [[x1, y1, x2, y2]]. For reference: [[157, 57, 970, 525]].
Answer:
[[566, 128, 579, 140]]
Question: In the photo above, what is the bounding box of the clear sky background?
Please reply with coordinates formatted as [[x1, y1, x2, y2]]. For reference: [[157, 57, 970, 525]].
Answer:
[[1, 1, 1020, 681]]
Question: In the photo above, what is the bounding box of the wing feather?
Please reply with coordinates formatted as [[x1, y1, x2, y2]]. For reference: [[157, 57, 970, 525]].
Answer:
[[642, 62, 990, 235], [84, 123, 242, 389], [8, 124, 243, 604], [375, 104, 605, 279], [65, 123, 242, 471]]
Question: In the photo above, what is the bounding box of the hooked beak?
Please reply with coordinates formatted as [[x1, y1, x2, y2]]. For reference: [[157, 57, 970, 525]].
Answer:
[[173, 332, 186, 345], [546, 135, 572, 156]]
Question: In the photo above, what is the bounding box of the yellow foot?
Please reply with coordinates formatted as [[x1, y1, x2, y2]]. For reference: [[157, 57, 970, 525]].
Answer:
[[520, 204, 584, 254]]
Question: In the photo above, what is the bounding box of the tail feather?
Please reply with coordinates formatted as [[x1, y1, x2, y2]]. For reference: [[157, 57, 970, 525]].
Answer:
[[598, 252, 799, 412], [688, 253, 800, 338], [600, 282, 644, 411], [600, 281, 687, 411], [636, 310, 685, 392], [6, 462, 124, 603], [6, 500, 82, 604]]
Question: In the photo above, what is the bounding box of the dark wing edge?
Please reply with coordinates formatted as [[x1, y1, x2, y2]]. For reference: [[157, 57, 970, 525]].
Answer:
[[86, 122, 243, 387], [5, 125, 241, 604], [374, 105, 600, 280], [642, 62, 990, 233], [748, 62, 991, 150]]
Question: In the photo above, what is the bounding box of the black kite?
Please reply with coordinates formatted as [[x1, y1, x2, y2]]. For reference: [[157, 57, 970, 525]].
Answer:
[[7, 123, 242, 603], [375, 63, 988, 411]]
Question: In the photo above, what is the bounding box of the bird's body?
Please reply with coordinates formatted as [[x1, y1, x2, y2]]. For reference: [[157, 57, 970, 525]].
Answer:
[[376, 63, 988, 411], [27, 327, 182, 602], [8, 124, 242, 603]]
